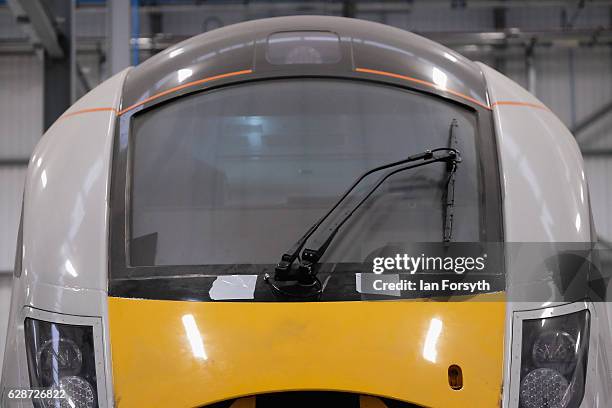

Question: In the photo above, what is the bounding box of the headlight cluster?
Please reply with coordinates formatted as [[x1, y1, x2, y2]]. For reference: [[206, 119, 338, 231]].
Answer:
[[24, 318, 98, 408], [519, 310, 590, 408]]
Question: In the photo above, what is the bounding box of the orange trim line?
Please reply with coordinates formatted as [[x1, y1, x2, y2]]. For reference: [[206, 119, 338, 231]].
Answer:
[[491, 101, 550, 111], [355, 67, 492, 110], [118, 69, 253, 115], [61, 107, 118, 119], [58, 69, 548, 119]]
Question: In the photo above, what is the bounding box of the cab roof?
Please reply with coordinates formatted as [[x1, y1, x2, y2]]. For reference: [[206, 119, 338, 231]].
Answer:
[[121, 16, 489, 112]]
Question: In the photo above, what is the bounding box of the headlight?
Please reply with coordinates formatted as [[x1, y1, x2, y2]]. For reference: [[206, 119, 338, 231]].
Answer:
[[518, 310, 590, 408], [24, 318, 99, 408]]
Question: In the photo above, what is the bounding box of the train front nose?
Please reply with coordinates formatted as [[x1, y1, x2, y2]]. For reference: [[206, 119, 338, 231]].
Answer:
[[106, 15, 506, 408], [107, 296, 505, 407]]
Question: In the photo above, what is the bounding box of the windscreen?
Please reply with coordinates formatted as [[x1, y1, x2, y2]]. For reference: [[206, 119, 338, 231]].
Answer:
[[130, 79, 483, 268]]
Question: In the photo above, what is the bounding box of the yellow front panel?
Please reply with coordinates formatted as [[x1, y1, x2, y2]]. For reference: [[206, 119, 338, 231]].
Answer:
[[108, 296, 505, 407]]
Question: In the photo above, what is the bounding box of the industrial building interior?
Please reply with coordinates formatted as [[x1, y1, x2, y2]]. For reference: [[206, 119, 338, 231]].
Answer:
[[1, 0, 612, 381]]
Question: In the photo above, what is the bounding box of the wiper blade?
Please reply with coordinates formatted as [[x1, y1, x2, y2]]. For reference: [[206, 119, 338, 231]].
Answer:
[[443, 119, 459, 243], [271, 146, 461, 286]]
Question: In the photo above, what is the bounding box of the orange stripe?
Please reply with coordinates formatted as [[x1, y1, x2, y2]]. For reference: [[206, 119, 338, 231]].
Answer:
[[491, 101, 550, 111], [57, 70, 549, 122], [118, 69, 253, 115], [355, 67, 492, 110], [61, 107, 118, 119]]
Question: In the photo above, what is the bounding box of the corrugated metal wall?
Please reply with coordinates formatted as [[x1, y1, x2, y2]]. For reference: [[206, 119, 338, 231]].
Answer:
[[586, 159, 612, 240], [0, 54, 41, 375], [0, 275, 11, 377], [0, 55, 41, 271]]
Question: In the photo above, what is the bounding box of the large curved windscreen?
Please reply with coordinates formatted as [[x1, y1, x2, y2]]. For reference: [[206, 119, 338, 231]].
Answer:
[[130, 79, 482, 267]]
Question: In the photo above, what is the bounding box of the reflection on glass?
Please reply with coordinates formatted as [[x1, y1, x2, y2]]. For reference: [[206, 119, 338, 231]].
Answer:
[[443, 52, 458, 63], [432, 67, 448, 90], [267, 31, 341, 64], [169, 48, 184, 59], [177, 68, 193, 83]]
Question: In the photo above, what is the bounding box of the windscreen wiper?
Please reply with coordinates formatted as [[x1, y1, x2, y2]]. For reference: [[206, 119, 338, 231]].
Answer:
[[272, 149, 443, 283], [295, 149, 461, 283], [443, 119, 459, 244], [269, 146, 461, 288]]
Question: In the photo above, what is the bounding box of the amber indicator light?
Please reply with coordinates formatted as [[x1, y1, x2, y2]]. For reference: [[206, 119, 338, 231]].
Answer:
[[448, 365, 463, 390]]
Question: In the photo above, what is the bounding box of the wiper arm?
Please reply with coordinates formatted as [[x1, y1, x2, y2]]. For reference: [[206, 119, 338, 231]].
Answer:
[[272, 147, 461, 285], [296, 149, 461, 282], [273, 150, 436, 283]]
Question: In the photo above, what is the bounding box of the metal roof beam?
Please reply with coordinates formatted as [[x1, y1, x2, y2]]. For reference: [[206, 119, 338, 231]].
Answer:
[[6, 0, 64, 58], [572, 100, 612, 140], [581, 149, 612, 156], [0, 158, 29, 166], [4, 26, 612, 55], [67, 0, 612, 14]]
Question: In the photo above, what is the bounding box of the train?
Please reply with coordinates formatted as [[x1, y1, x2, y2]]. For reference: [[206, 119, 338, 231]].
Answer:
[[2, 15, 611, 408]]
